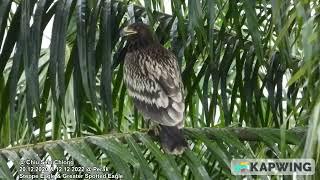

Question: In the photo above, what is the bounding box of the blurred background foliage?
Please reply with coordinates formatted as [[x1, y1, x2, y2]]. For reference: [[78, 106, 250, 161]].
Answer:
[[0, 0, 319, 179]]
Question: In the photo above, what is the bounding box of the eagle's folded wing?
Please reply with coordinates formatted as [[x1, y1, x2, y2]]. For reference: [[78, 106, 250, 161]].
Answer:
[[123, 47, 184, 127]]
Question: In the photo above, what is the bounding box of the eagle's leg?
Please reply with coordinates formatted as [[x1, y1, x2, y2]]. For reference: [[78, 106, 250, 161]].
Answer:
[[151, 124, 161, 136], [147, 121, 161, 139]]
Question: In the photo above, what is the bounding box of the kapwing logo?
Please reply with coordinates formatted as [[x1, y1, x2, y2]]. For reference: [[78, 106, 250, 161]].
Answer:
[[233, 162, 250, 173], [231, 159, 315, 175]]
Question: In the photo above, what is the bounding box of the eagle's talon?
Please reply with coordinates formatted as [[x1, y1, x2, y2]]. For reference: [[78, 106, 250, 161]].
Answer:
[[153, 125, 161, 136], [147, 125, 160, 137]]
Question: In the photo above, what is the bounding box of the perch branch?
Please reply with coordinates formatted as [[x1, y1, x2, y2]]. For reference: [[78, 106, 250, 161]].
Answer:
[[0, 127, 306, 153]]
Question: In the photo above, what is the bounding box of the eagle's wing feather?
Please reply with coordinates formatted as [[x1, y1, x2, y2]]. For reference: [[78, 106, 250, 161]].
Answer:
[[145, 47, 185, 126], [123, 45, 184, 127]]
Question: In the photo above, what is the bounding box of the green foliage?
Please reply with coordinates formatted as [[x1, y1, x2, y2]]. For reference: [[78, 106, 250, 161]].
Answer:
[[0, 0, 319, 179]]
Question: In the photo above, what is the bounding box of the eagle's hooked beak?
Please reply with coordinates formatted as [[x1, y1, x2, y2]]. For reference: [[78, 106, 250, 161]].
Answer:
[[120, 26, 137, 37]]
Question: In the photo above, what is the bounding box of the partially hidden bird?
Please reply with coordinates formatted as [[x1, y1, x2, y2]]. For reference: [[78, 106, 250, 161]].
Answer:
[[121, 22, 188, 155]]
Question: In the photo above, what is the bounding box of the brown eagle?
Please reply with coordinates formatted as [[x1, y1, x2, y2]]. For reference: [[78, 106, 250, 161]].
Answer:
[[121, 22, 187, 155]]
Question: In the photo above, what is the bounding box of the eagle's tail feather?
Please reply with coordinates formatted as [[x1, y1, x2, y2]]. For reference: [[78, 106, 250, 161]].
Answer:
[[159, 125, 188, 155]]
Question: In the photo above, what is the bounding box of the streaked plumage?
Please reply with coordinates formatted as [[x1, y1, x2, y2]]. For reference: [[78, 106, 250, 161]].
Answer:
[[121, 22, 187, 154]]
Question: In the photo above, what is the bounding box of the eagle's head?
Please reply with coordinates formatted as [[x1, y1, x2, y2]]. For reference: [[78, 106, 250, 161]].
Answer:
[[121, 22, 157, 49]]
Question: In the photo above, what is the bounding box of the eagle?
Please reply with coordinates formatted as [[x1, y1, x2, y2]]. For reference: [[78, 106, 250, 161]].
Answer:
[[121, 22, 188, 155]]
